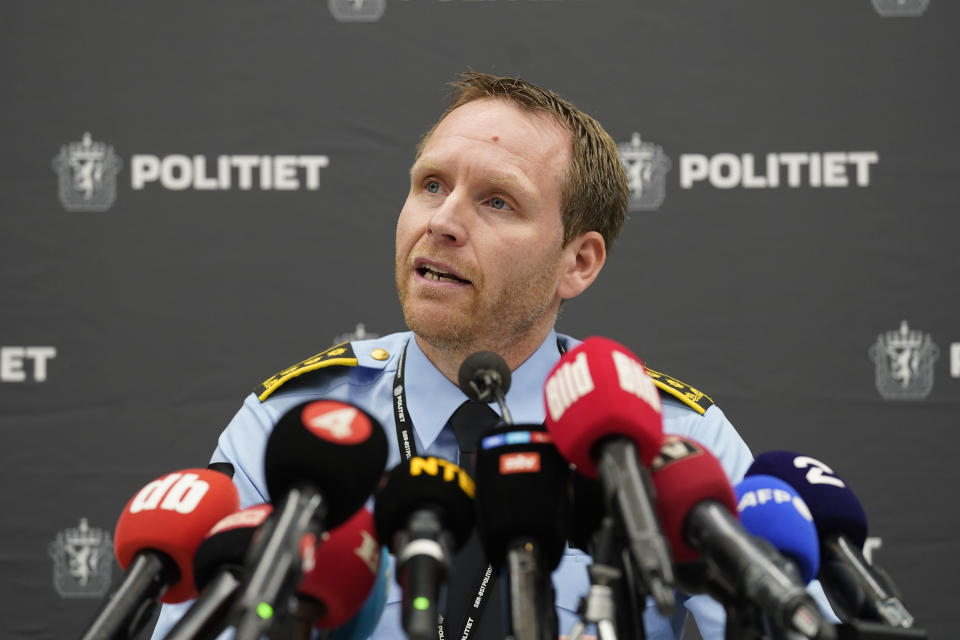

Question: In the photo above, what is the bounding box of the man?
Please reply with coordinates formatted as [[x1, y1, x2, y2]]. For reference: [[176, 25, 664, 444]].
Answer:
[[151, 72, 818, 639]]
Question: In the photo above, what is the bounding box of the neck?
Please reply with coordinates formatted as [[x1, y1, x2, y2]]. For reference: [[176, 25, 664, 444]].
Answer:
[[413, 325, 554, 386]]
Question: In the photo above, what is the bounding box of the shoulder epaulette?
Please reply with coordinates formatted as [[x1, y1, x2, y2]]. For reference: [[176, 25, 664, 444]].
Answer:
[[254, 342, 358, 402], [645, 368, 714, 415]]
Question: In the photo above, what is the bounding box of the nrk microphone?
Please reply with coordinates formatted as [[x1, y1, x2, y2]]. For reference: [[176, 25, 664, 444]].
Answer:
[[650, 437, 836, 640], [79, 469, 240, 640], [231, 399, 388, 640], [163, 504, 274, 640], [475, 425, 569, 640], [542, 336, 675, 613], [747, 451, 916, 628], [325, 545, 390, 640], [296, 506, 382, 632], [374, 456, 476, 640], [735, 475, 820, 586], [459, 350, 514, 423]]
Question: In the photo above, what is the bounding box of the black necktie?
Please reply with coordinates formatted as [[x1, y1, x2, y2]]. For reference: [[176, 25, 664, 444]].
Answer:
[[444, 400, 503, 639], [448, 399, 500, 475]]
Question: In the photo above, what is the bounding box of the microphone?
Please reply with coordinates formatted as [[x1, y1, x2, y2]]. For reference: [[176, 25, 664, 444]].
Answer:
[[230, 399, 388, 640], [735, 475, 820, 585], [326, 548, 390, 640], [650, 436, 836, 640], [746, 451, 916, 628], [296, 506, 382, 632], [542, 336, 675, 613], [373, 456, 476, 640], [162, 504, 274, 640], [459, 350, 513, 423], [474, 425, 569, 640], [79, 469, 240, 640]]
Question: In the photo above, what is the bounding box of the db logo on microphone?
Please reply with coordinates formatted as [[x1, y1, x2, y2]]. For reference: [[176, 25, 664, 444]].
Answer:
[[499, 452, 541, 474], [301, 401, 372, 444]]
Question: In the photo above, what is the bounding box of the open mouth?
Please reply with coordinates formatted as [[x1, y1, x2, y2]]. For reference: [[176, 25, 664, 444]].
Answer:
[[416, 263, 471, 284]]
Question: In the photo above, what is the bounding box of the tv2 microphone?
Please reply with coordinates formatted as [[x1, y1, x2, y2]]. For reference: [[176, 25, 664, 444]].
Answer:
[[230, 399, 387, 640]]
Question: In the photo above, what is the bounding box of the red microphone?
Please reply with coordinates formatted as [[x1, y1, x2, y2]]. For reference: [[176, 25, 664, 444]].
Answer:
[[80, 468, 240, 640], [544, 336, 664, 476], [543, 336, 675, 613], [649, 437, 835, 639], [293, 507, 382, 634]]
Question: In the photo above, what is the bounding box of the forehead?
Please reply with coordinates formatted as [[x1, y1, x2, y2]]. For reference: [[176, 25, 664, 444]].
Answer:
[[420, 98, 572, 178]]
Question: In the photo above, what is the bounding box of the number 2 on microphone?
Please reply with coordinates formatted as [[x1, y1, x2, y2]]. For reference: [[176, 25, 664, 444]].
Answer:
[[792, 456, 846, 488]]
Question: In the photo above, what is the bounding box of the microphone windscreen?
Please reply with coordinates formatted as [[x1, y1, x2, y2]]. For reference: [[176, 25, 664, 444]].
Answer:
[[329, 548, 389, 640], [735, 475, 820, 584], [649, 436, 738, 563], [114, 468, 240, 603], [299, 507, 381, 629], [474, 425, 570, 569], [458, 351, 512, 400], [192, 504, 273, 590], [543, 336, 664, 477], [746, 451, 868, 548], [264, 400, 388, 529], [568, 471, 605, 552], [373, 456, 475, 551]]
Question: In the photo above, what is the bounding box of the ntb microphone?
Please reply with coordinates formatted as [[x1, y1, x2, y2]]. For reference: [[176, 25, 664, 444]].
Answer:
[[374, 456, 476, 640], [79, 469, 239, 640], [543, 336, 675, 613], [747, 451, 916, 628], [650, 436, 836, 640], [474, 425, 569, 640], [231, 399, 387, 640]]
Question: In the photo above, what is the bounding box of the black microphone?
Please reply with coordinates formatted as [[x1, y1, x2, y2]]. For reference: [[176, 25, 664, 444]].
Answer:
[[374, 456, 476, 640], [747, 452, 916, 629], [459, 350, 513, 423], [230, 399, 388, 640], [163, 504, 274, 640], [474, 424, 569, 640]]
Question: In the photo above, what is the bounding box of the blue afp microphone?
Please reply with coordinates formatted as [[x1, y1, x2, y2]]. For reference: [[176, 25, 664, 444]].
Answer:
[[735, 474, 820, 585]]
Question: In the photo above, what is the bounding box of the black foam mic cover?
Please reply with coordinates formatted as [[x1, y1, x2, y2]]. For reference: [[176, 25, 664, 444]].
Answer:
[[567, 471, 605, 553], [264, 400, 388, 529], [458, 351, 512, 402], [474, 424, 570, 571], [374, 456, 476, 551], [193, 505, 273, 591]]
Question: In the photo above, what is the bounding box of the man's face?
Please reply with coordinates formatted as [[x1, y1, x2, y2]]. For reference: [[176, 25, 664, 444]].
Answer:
[[395, 98, 572, 354]]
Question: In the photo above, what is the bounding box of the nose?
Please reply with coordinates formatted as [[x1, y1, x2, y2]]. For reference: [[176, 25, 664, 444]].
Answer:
[[426, 189, 469, 246]]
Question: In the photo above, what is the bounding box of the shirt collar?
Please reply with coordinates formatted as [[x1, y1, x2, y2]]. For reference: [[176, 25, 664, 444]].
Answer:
[[404, 330, 565, 449]]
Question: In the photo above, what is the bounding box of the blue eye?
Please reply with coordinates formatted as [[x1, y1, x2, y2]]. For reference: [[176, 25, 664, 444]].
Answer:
[[426, 180, 441, 194], [490, 196, 507, 209]]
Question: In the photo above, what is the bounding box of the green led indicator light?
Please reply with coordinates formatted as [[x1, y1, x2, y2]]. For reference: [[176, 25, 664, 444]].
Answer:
[[256, 602, 275, 620], [413, 596, 431, 611]]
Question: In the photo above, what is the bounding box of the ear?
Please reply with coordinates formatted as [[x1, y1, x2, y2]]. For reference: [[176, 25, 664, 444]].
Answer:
[[557, 231, 606, 300]]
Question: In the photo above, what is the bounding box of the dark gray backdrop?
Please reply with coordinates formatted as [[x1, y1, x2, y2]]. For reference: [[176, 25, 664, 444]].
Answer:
[[2, 1, 957, 637]]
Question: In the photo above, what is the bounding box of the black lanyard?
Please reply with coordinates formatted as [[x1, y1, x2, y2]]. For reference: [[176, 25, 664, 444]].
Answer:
[[389, 336, 567, 640]]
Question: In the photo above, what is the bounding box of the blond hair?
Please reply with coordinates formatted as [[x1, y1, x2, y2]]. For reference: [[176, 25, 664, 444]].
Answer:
[[416, 71, 628, 250]]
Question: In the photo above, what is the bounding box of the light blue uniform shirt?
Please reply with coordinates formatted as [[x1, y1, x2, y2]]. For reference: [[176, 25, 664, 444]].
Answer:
[[152, 330, 834, 639]]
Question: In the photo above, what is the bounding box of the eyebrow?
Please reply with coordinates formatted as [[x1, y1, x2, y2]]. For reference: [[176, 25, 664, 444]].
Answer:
[[410, 158, 534, 198]]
